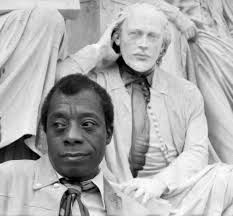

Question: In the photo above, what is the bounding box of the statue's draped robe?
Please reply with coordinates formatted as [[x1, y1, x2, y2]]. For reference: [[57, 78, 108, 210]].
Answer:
[[166, 0, 233, 163], [0, 8, 67, 161]]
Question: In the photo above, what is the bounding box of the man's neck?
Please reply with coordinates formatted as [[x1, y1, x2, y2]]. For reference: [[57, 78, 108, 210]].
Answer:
[[117, 57, 156, 86], [57, 168, 100, 182]]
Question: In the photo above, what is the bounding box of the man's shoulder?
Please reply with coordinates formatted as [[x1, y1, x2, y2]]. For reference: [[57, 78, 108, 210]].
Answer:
[[159, 69, 201, 99], [93, 63, 121, 90], [95, 62, 119, 77], [0, 159, 37, 178], [160, 69, 197, 91]]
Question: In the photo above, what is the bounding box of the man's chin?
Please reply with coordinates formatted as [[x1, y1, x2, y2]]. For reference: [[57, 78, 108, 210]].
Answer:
[[127, 62, 154, 73], [130, 65, 154, 74]]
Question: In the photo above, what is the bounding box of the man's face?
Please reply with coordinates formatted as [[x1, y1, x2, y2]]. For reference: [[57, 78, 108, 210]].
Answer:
[[46, 90, 112, 180], [118, 6, 165, 72]]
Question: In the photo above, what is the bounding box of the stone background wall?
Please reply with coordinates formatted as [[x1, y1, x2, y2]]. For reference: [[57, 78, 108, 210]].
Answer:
[[66, 0, 132, 53]]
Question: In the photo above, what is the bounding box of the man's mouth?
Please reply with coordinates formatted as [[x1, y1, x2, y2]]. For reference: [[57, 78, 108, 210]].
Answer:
[[134, 53, 149, 59], [61, 152, 90, 161]]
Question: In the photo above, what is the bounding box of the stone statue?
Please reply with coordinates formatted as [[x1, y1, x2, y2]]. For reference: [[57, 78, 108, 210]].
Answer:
[[136, 0, 233, 164]]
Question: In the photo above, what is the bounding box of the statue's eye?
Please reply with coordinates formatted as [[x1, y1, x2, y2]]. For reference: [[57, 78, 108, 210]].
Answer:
[[129, 31, 141, 38]]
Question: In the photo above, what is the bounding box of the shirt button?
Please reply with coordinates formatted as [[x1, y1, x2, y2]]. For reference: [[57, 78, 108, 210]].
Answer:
[[53, 183, 60, 188], [160, 145, 165, 151], [159, 137, 163, 143], [35, 183, 42, 188], [153, 121, 159, 127], [152, 116, 157, 121], [147, 110, 152, 115]]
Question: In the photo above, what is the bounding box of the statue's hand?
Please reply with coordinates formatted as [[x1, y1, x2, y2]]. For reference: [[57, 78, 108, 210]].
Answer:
[[120, 177, 167, 204], [175, 12, 197, 41], [95, 15, 126, 68]]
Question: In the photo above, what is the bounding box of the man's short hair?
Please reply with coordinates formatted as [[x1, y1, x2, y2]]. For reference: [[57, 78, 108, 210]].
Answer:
[[41, 74, 114, 132]]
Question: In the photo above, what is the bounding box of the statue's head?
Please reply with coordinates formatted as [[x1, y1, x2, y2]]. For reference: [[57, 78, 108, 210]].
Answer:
[[113, 3, 171, 73]]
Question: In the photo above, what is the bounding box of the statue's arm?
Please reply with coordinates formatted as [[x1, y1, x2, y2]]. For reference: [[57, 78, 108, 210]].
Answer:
[[156, 85, 209, 191], [139, 0, 197, 40], [56, 15, 125, 81]]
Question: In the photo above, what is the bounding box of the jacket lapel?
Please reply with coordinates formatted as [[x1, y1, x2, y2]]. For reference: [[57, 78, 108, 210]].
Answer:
[[102, 63, 131, 113], [103, 64, 133, 181], [151, 69, 184, 154]]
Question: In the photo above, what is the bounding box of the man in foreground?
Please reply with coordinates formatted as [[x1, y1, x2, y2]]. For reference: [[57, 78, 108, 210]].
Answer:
[[57, 3, 233, 215], [0, 74, 169, 216]]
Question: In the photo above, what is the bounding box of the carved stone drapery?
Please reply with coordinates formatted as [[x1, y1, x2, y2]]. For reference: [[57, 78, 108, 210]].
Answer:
[[0, 0, 80, 19]]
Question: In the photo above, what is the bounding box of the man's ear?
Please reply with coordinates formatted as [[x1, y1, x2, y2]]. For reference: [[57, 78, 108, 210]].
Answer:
[[112, 31, 121, 54], [112, 29, 120, 46], [114, 36, 120, 46], [106, 126, 113, 145]]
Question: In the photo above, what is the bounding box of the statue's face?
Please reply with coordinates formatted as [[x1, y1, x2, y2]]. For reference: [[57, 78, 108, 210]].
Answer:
[[118, 5, 165, 72]]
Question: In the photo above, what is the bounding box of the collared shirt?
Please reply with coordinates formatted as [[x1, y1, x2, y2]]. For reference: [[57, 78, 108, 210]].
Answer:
[[120, 65, 177, 177], [56, 171, 106, 216], [118, 57, 154, 89], [118, 60, 153, 176]]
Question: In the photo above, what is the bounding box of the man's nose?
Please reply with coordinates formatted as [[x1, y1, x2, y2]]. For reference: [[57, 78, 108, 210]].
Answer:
[[64, 122, 83, 145], [137, 36, 148, 49]]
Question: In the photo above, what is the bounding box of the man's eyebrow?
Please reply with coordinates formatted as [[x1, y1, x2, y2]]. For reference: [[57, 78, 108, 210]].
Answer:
[[48, 112, 67, 119], [79, 112, 103, 121], [128, 28, 142, 32], [48, 111, 104, 122]]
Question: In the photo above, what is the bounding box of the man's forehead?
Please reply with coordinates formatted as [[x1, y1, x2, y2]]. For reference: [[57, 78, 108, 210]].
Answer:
[[122, 3, 167, 29], [49, 90, 102, 112]]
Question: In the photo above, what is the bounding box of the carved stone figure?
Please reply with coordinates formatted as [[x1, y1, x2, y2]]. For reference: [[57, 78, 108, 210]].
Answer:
[[121, 0, 233, 163]]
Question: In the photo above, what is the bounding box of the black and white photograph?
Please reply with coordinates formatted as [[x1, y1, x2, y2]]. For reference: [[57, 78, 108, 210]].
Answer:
[[0, 0, 233, 215]]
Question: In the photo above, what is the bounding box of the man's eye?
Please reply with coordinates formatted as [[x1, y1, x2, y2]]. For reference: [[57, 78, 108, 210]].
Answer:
[[53, 122, 66, 129], [129, 31, 139, 38], [148, 33, 159, 41], [129, 32, 136, 35], [81, 120, 96, 128]]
